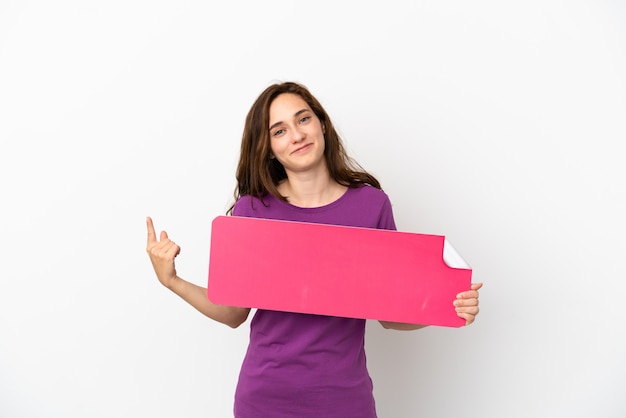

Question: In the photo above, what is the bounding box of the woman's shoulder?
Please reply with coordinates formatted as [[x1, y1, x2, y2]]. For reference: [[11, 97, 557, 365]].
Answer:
[[340, 184, 396, 230], [232, 194, 277, 217], [348, 184, 391, 204]]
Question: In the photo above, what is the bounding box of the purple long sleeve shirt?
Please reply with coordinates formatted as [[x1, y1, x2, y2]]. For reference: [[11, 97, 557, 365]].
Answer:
[[231, 185, 397, 418]]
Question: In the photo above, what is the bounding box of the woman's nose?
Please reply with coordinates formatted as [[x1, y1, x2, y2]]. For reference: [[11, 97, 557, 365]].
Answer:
[[291, 126, 305, 142]]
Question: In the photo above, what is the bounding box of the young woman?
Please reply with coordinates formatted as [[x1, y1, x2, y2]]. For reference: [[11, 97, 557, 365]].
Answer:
[[146, 81, 482, 417]]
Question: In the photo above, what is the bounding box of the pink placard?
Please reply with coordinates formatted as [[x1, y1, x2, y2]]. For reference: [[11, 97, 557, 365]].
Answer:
[[207, 216, 471, 327]]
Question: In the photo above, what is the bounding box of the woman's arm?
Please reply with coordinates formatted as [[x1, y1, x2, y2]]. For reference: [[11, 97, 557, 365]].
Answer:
[[164, 275, 250, 328], [146, 217, 250, 328], [379, 321, 428, 330]]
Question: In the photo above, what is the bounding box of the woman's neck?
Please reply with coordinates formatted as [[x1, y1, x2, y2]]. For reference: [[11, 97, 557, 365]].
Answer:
[[277, 172, 347, 208]]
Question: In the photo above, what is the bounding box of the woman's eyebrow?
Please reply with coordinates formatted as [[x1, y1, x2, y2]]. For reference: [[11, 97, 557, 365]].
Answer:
[[269, 109, 309, 131]]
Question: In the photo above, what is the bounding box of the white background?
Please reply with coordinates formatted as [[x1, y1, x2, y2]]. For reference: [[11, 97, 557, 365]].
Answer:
[[1, 1, 625, 417]]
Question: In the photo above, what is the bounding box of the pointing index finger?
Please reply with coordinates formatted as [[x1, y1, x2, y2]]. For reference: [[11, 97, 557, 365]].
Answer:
[[146, 216, 157, 244]]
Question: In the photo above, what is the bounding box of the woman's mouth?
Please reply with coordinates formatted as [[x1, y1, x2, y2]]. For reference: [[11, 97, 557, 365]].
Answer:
[[292, 143, 312, 154]]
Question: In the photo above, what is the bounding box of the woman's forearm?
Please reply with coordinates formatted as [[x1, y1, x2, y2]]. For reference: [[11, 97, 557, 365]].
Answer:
[[167, 276, 251, 328], [379, 321, 428, 331]]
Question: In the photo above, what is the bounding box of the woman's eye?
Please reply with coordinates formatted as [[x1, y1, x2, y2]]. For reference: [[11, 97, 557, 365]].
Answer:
[[299, 116, 310, 124], [273, 129, 284, 137]]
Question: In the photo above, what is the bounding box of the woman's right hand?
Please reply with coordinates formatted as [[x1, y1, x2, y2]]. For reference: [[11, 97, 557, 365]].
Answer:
[[146, 216, 180, 289]]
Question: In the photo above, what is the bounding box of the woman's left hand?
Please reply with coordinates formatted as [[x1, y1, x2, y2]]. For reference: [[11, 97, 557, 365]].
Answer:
[[454, 282, 483, 326]]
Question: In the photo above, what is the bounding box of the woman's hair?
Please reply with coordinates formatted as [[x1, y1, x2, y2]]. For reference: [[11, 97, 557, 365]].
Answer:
[[228, 81, 381, 214]]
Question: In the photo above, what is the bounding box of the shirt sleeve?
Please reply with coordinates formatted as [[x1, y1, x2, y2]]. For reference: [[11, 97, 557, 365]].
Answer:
[[377, 194, 397, 231], [232, 195, 254, 218]]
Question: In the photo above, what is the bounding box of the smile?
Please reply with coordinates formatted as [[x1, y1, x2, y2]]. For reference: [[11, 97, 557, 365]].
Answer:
[[291, 143, 313, 154]]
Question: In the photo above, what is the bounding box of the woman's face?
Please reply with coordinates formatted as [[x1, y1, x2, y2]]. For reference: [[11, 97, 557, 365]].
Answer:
[[268, 93, 326, 177]]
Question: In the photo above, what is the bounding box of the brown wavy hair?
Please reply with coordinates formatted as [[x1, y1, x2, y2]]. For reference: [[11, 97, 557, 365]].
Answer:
[[227, 81, 381, 214]]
